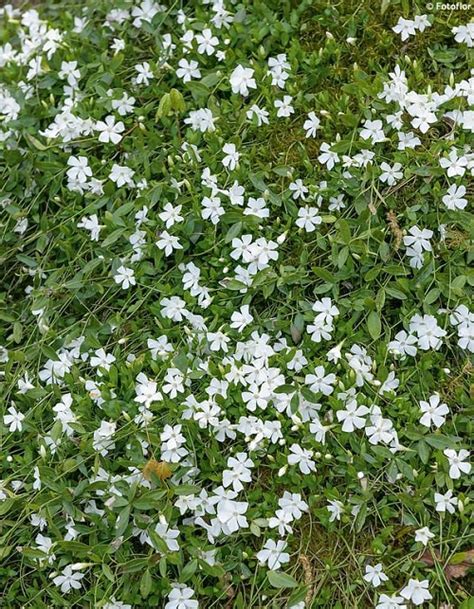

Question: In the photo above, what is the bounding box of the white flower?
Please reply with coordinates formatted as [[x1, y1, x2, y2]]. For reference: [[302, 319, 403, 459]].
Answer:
[[388, 331, 417, 357], [104, 598, 132, 609], [78, 214, 102, 241], [337, 401, 369, 432], [443, 449, 471, 479], [184, 108, 215, 132], [379, 371, 399, 395], [452, 23, 474, 47], [414, 526, 435, 546], [196, 28, 219, 55], [95, 115, 125, 144], [434, 489, 458, 514], [114, 266, 135, 289], [90, 348, 116, 372], [287, 443, 315, 474], [67, 156, 91, 183], [410, 314, 446, 351], [296, 206, 321, 232], [278, 492, 308, 519], [360, 119, 385, 143], [305, 366, 336, 396], [165, 584, 198, 609], [256, 539, 290, 570], [35, 533, 55, 563], [419, 394, 449, 428], [414, 15, 431, 32], [400, 578, 432, 606], [132, 0, 160, 28], [229, 65, 256, 96], [111, 38, 126, 54], [3, 405, 24, 432], [442, 184, 468, 211], [159, 203, 183, 228], [134, 61, 154, 85], [156, 231, 183, 256], [439, 149, 468, 177], [303, 111, 320, 137], [109, 164, 135, 188], [274, 95, 294, 118], [230, 305, 253, 332], [58, 60, 80, 85], [112, 92, 135, 116], [379, 162, 403, 186], [376, 594, 407, 609], [160, 297, 187, 322], [393, 17, 416, 41], [244, 197, 269, 220], [246, 104, 269, 126], [93, 420, 116, 455], [216, 497, 248, 533], [403, 226, 433, 253], [327, 499, 343, 522], [155, 516, 180, 551], [318, 143, 339, 169], [176, 58, 201, 83], [289, 179, 308, 200], [52, 565, 84, 594], [363, 563, 388, 588], [222, 143, 240, 170]]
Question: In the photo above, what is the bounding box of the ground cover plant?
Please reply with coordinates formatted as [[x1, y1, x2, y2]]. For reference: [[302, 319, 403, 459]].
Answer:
[[0, 0, 473, 607]]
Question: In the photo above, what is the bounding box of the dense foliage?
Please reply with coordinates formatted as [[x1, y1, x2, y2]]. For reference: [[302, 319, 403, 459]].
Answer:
[[0, 0, 473, 607]]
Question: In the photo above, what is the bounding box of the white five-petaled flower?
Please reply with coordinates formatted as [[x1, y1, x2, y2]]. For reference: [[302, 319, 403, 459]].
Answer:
[[434, 489, 458, 514], [165, 584, 198, 609], [363, 563, 388, 588], [176, 58, 201, 83], [196, 28, 219, 55], [230, 305, 253, 332], [67, 156, 92, 183], [442, 184, 468, 211], [375, 593, 407, 609], [3, 405, 25, 432], [114, 266, 135, 289], [52, 565, 84, 594], [414, 526, 435, 546], [256, 538, 290, 570], [327, 499, 344, 522], [109, 164, 135, 187], [303, 111, 320, 137], [443, 449, 471, 479], [229, 65, 256, 96], [419, 394, 449, 428], [154, 516, 180, 552], [95, 115, 125, 144], [400, 578, 432, 606], [296, 206, 322, 232], [274, 95, 294, 118], [222, 143, 240, 170]]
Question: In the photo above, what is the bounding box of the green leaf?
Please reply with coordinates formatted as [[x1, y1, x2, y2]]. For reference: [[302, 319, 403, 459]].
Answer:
[[367, 311, 381, 340], [224, 222, 243, 243], [425, 435, 455, 449], [181, 559, 198, 582], [140, 569, 152, 598], [267, 570, 298, 588], [24, 132, 49, 150], [115, 506, 130, 537], [417, 440, 431, 465]]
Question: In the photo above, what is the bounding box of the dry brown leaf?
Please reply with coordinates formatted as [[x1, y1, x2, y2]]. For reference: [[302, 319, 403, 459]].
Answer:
[[142, 459, 172, 481], [420, 548, 474, 580], [386, 210, 403, 250], [299, 554, 314, 607]]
